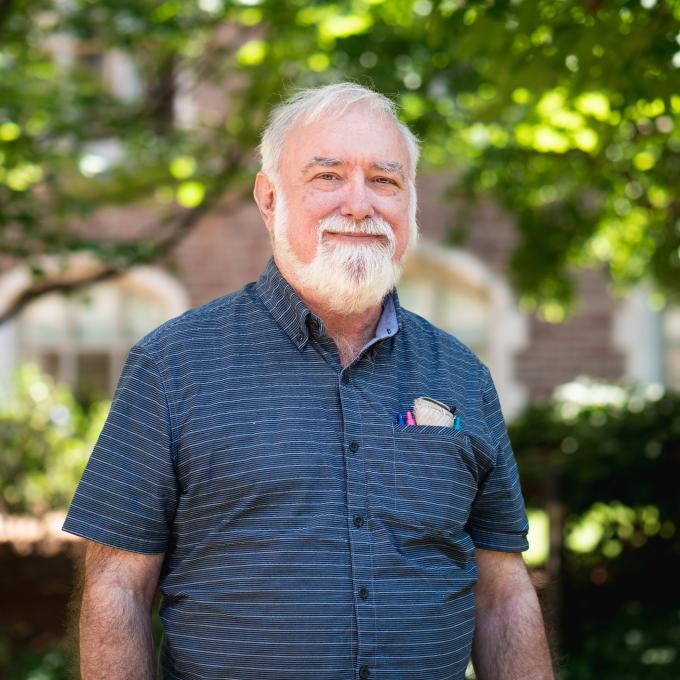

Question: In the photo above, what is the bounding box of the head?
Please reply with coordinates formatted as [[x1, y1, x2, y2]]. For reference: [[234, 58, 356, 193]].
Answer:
[[253, 82, 420, 315]]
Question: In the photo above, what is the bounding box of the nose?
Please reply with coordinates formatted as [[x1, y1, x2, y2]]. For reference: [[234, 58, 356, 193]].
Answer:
[[339, 173, 374, 221]]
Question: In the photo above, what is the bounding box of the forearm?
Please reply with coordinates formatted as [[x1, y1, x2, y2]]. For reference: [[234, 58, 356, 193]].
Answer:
[[471, 583, 553, 680], [80, 584, 156, 680]]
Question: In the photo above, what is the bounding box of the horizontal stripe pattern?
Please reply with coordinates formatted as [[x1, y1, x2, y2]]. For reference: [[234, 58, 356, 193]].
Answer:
[[64, 257, 528, 680]]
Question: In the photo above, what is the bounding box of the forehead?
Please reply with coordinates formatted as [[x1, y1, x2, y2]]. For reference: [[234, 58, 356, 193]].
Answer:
[[280, 103, 410, 172]]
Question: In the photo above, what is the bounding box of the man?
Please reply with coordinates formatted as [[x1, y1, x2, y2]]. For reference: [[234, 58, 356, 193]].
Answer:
[[64, 82, 553, 679]]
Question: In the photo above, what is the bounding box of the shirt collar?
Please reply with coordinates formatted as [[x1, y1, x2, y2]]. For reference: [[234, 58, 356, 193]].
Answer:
[[255, 257, 401, 351]]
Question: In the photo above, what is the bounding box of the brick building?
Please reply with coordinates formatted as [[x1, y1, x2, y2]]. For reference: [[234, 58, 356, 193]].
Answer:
[[1, 166, 676, 421], [0, 41, 678, 419]]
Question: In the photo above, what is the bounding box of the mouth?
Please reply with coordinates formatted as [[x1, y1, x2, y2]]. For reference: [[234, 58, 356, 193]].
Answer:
[[324, 232, 386, 243]]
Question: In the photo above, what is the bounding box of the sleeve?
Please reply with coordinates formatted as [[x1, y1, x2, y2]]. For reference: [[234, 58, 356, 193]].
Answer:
[[62, 345, 178, 554], [465, 366, 529, 553]]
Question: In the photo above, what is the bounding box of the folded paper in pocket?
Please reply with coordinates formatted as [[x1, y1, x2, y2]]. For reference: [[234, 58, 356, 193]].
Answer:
[[413, 397, 455, 427]]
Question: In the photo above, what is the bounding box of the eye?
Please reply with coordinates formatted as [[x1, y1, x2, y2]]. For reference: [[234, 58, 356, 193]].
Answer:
[[316, 173, 339, 181], [374, 176, 397, 185]]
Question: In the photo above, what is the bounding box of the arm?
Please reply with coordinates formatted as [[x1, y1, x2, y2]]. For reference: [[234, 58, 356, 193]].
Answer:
[[79, 540, 165, 680], [471, 548, 553, 680]]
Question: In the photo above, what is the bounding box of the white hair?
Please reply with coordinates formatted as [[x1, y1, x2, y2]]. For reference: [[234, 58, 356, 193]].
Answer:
[[259, 82, 421, 182]]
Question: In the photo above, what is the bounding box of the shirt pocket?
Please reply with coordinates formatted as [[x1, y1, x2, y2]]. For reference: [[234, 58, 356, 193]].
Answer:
[[392, 424, 478, 535]]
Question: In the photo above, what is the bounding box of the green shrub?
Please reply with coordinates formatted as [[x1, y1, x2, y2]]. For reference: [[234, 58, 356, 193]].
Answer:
[[509, 379, 680, 675], [0, 635, 70, 680], [559, 606, 680, 680], [0, 365, 108, 516]]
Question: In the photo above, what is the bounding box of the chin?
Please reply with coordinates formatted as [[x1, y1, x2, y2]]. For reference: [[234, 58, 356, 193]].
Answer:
[[298, 254, 402, 315]]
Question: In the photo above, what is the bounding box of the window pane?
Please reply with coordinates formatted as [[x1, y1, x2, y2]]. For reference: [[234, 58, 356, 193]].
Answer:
[[73, 286, 118, 345], [397, 280, 437, 317], [437, 288, 490, 360], [664, 308, 680, 390], [21, 294, 68, 345], [75, 353, 111, 402], [398, 277, 491, 362], [123, 292, 165, 342], [36, 351, 61, 383]]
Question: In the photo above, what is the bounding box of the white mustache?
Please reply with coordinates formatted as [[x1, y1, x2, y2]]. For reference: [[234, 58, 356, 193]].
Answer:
[[318, 215, 395, 242]]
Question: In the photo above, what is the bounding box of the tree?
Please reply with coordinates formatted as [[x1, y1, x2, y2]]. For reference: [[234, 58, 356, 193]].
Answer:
[[2, 0, 679, 322]]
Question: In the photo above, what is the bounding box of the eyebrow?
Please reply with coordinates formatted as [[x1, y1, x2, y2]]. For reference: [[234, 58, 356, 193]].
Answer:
[[303, 156, 406, 181], [303, 156, 342, 172], [371, 161, 405, 181]]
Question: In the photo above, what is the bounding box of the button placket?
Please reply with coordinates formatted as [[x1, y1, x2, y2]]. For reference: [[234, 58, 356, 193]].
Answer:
[[338, 365, 376, 675]]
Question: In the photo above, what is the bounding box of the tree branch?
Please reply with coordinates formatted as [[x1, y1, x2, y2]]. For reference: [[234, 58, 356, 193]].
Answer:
[[0, 147, 247, 325]]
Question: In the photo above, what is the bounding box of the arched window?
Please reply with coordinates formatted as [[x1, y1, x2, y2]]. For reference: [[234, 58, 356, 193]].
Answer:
[[398, 260, 492, 363], [613, 288, 680, 390], [662, 307, 680, 390], [398, 243, 528, 419], [2, 266, 188, 402]]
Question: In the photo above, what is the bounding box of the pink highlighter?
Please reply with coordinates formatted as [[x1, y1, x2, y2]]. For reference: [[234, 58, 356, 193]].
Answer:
[[405, 410, 416, 426]]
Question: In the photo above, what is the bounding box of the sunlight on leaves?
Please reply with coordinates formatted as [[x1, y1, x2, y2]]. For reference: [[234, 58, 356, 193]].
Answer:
[[236, 40, 268, 66], [318, 13, 373, 41], [176, 181, 205, 207], [0, 121, 21, 141], [170, 156, 196, 180], [524, 509, 549, 567]]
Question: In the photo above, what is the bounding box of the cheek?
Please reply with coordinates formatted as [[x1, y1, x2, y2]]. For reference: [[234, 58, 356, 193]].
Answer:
[[300, 190, 338, 214], [286, 218, 320, 264], [380, 202, 411, 257], [280, 191, 330, 263], [393, 227, 411, 261]]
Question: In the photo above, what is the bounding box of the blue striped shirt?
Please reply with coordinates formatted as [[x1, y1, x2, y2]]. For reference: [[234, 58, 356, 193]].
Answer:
[[64, 257, 529, 680]]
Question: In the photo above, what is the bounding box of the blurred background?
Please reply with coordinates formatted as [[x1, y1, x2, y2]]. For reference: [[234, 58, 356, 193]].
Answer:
[[1, 0, 679, 677]]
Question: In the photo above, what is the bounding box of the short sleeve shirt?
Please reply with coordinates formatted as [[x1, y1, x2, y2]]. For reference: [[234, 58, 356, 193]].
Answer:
[[64, 257, 529, 680]]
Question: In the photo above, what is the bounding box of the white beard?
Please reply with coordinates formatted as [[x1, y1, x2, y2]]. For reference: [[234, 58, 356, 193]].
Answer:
[[271, 189, 418, 315]]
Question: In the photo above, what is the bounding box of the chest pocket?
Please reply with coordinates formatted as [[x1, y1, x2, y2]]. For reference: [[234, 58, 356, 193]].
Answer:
[[392, 424, 478, 535]]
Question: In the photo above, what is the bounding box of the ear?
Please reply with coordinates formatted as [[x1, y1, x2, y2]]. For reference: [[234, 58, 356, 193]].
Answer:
[[253, 172, 276, 233]]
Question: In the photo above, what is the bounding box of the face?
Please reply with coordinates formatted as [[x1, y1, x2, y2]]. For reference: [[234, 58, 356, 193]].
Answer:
[[254, 102, 418, 314]]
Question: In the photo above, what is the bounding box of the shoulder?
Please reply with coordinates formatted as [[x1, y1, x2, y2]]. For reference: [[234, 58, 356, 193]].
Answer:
[[132, 283, 258, 362], [398, 306, 488, 376]]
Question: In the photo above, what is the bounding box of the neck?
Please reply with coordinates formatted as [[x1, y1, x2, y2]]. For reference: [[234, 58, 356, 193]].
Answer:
[[307, 297, 382, 342], [276, 257, 384, 366], [308, 297, 383, 367]]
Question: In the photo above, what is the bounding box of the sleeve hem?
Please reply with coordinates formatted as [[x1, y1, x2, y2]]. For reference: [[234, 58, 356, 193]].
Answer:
[[62, 518, 167, 555], [468, 526, 529, 553]]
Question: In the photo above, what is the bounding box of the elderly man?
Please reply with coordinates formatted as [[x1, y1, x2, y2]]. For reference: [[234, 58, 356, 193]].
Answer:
[[64, 82, 553, 680]]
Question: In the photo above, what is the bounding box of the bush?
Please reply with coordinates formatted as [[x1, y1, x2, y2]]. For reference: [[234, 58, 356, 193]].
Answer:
[[559, 605, 680, 680], [509, 379, 680, 677], [0, 365, 108, 516]]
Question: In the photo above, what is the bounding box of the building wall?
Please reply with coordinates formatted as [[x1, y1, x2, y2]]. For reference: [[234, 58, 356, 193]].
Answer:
[[0, 175, 636, 414], [164, 171, 628, 406]]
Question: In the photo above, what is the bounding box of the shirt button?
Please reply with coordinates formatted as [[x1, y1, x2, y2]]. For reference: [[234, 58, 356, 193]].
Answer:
[[296, 331, 304, 341], [349, 441, 359, 453], [341, 373, 350, 385], [358, 586, 369, 600], [360, 666, 370, 679], [353, 515, 364, 528]]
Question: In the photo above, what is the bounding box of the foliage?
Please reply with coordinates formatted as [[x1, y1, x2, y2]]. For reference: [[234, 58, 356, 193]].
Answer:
[[559, 605, 680, 680], [511, 379, 680, 517], [509, 379, 680, 672], [0, 636, 70, 680], [0, 365, 107, 516], [1, 1, 680, 320]]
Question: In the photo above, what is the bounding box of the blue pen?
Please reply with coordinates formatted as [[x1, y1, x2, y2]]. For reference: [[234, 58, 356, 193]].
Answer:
[[454, 416, 461, 431], [395, 412, 406, 426]]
